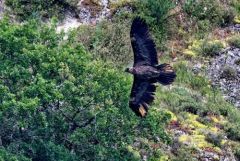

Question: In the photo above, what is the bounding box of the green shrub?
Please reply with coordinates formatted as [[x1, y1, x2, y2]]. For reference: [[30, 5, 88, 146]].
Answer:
[[205, 133, 224, 148], [183, 39, 224, 58], [183, 0, 235, 26], [0, 148, 30, 161], [0, 17, 129, 160], [231, 0, 240, 14], [141, 108, 172, 144], [20, 141, 78, 161], [197, 20, 211, 36], [225, 123, 240, 141], [228, 35, 240, 48], [75, 25, 95, 49], [76, 18, 133, 67], [165, 61, 240, 145], [172, 146, 198, 161], [135, 0, 174, 25], [5, 0, 76, 20], [134, 0, 175, 48], [201, 40, 224, 57], [233, 144, 240, 160], [0, 17, 172, 160], [173, 61, 211, 95]]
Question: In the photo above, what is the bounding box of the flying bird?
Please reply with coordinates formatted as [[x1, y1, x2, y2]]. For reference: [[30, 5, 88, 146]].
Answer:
[[125, 17, 176, 117]]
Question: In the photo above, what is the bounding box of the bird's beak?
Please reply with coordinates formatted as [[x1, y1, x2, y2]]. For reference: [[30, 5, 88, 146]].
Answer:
[[125, 68, 129, 73]]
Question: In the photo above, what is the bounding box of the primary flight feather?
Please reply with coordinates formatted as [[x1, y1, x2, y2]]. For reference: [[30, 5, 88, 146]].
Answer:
[[125, 17, 176, 117]]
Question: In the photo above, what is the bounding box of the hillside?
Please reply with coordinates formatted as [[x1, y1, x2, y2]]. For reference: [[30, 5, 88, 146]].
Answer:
[[0, 0, 240, 160]]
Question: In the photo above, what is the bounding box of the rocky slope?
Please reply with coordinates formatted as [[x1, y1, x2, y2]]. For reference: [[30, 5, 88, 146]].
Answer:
[[1, 0, 240, 160], [57, 0, 129, 32], [0, 0, 129, 31], [208, 47, 240, 108]]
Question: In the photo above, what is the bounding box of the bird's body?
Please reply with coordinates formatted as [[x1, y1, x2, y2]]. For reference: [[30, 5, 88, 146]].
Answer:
[[129, 66, 159, 80], [126, 17, 176, 117]]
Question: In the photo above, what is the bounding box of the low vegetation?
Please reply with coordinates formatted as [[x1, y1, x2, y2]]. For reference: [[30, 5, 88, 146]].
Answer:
[[221, 66, 238, 80], [5, 0, 77, 20], [183, 0, 236, 26], [134, 0, 175, 48], [1, 0, 240, 160], [228, 35, 240, 48], [76, 18, 132, 67], [0, 17, 174, 160]]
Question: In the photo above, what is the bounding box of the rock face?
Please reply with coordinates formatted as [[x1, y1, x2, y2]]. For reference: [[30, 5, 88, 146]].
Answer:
[[208, 47, 240, 107], [0, 0, 4, 19], [167, 111, 237, 161], [57, 0, 120, 32], [229, 24, 240, 32], [0, 0, 130, 32]]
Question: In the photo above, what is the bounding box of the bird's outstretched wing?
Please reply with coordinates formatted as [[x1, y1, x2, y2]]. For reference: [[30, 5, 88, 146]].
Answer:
[[129, 76, 156, 117], [130, 17, 158, 66]]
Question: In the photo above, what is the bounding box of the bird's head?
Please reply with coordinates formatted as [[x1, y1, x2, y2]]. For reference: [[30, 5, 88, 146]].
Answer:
[[125, 67, 135, 74]]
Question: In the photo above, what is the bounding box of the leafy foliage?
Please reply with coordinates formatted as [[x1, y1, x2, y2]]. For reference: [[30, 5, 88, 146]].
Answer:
[[76, 18, 133, 67], [0, 148, 30, 161], [2, 0, 240, 160], [183, 0, 235, 26], [0, 18, 172, 160], [233, 144, 240, 160], [183, 39, 225, 58], [5, 0, 76, 20], [171, 62, 240, 137], [134, 0, 175, 48], [201, 40, 224, 57], [228, 35, 240, 48], [231, 0, 240, 14]]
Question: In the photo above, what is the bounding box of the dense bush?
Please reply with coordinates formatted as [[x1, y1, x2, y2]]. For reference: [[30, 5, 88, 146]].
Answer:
[[0, 18, 172, 160], [228, 35, 240, 48], [183, 0, 235, 26], [201, 40, 224, 57], [169, 62, 240, 137], [231, 0, 240, 14], [156, 61, 240, 159], [0, 148, 30, 161], [173, 61, 211, 95], [5, 0, 77, 20], [183, 39, 225, 58], [76, 18, 133, 67], [134, 0, 175, 48], [2, 0, 240, 160], [233, 144, 240, 160]]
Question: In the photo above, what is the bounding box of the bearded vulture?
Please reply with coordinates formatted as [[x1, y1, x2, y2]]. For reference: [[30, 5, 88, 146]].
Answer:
[[125, 17, 176, 117]]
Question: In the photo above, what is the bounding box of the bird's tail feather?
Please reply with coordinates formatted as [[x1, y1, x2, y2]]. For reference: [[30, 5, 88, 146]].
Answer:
[[156, 64, 176, 85], [157, 72, 176, 85]]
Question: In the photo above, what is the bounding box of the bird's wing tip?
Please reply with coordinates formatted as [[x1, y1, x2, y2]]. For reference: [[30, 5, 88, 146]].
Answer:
[[132, 17, 147, 29]]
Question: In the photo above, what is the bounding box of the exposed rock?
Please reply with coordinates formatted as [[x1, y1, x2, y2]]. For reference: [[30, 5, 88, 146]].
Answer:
[[229, 24, 240, 32], [166, 110, 237, 160], [56, 11, 82, 32], [57, 0, 117, 32], [77, 0, 110, 23], [192, 63, 203, 74], [208, 47, 240, 108], [0, 0, 131, 32], [0, 0, 4, 19]]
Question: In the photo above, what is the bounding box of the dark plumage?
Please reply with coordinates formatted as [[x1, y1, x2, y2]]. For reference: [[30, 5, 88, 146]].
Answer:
[[126, 17, 176, 117]]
